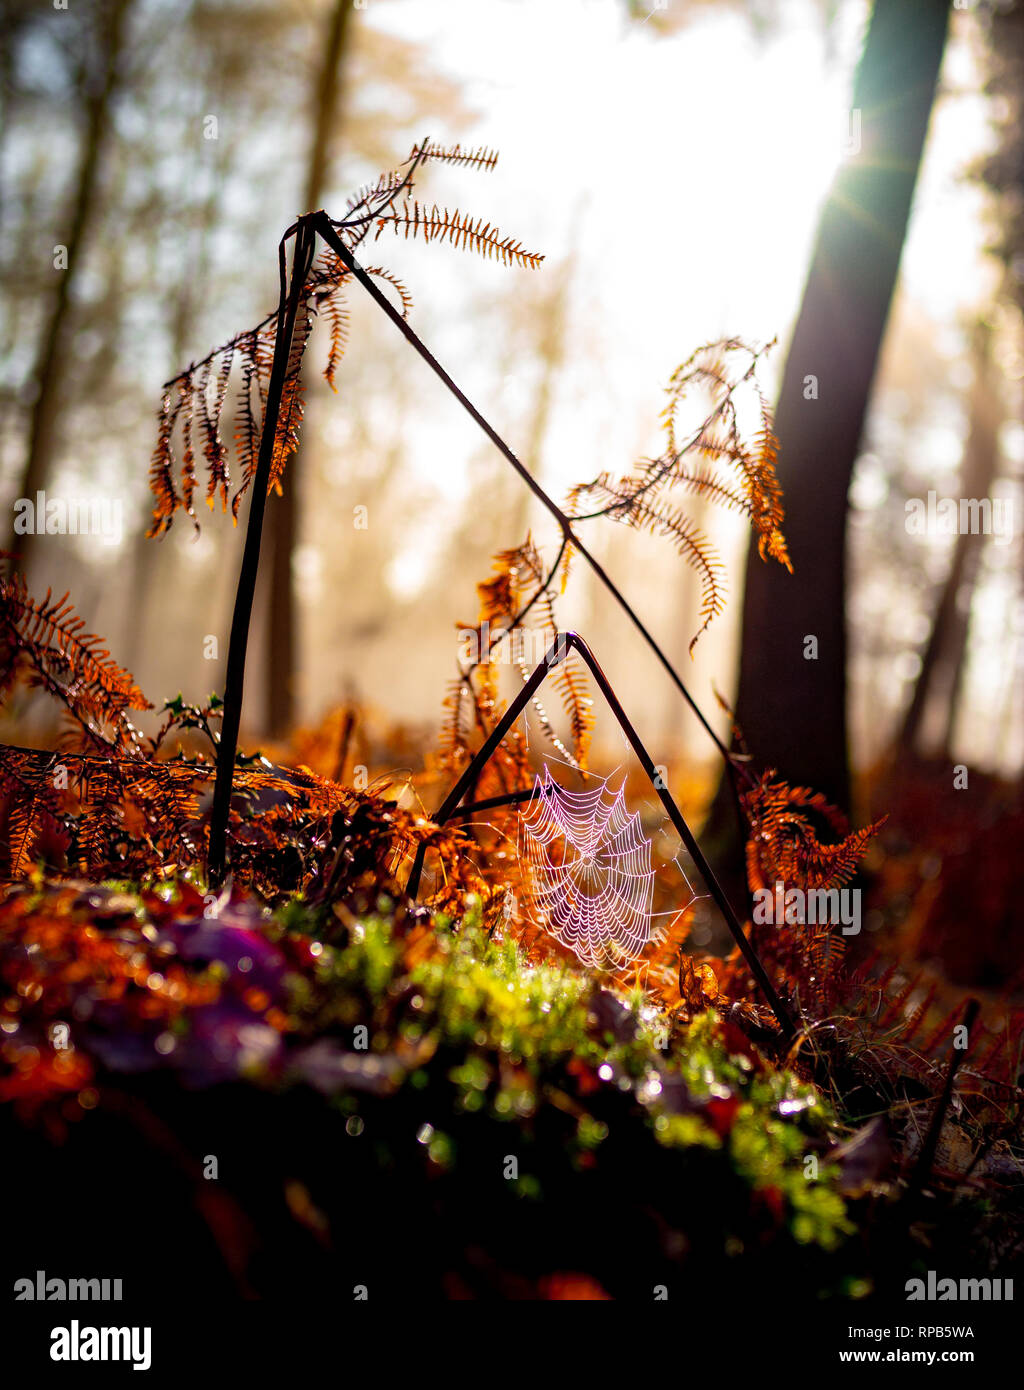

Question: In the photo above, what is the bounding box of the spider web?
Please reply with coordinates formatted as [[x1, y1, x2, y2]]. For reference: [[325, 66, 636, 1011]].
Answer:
[[519, 765, 656, 968]]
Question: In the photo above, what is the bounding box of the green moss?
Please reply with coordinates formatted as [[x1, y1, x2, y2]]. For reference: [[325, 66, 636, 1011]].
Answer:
[[653, 1113, 722, 1149], [279, 901, 854, 1255]]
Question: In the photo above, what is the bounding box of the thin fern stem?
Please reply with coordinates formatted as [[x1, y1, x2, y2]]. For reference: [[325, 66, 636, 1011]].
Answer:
[[207, 218, 318, 885], [314, 215, 748, 784]]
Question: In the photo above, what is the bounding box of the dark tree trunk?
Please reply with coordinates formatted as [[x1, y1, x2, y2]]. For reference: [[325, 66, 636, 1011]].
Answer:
[[7, 0, 134, 572], [726, 0, 951, 813], [265, 0, 353, 737]]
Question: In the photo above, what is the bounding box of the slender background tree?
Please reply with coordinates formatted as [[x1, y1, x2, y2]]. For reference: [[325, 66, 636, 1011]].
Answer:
[[5, 0, 135, 571], [265, 0, 355, 737]]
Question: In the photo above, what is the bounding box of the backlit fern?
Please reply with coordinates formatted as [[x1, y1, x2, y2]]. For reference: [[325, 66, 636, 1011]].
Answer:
[[147, 139, 542, 536]]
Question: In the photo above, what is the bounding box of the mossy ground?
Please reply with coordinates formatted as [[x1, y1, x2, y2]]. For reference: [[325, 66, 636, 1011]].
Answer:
[[2, 878, 877, 1299]]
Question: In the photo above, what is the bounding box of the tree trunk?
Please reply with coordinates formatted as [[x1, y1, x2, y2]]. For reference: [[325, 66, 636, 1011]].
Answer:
[[898, 322, 1001, 758], [6, 0, 134, 572], [125, 117, 233, 674], [265, 0, 354, 737], [725, 0, 951, 814]]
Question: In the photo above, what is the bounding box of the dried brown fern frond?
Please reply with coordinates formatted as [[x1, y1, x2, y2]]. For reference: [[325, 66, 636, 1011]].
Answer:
[[439, 678, 473, 776], [7, 785, 40, 877], [0, 571, 151, 746], [661, 339, 779, 453], [971, 1011, 1024, 1091], [0, 549, 491, 907], [485, 547, 589, 772], [0, 744, 204, 882], [831, 954, 1024, 1130], [469, 657, 531, 799], [537, 593, 593, 769], [267, 306, 312, 496], [0, 755, 65, 878], [445, 537, 592, 777], [321, 288, 350, 392], [0, 727, 485, 911], [302, 776, 491, 917], [749, 387, 790, 570], [201, 346, 235, 511], [372, 201, 544, 269], [742, 770, 884, 895], [475, 539, 538, 626], [417, 141, 500, 172], [233, 329, 262, 493], [709, 770, 887, 1015], [336, 136, 459, 235], [570, 478, 727, 654], [149, 388, 184, 533], [566, 338, 790, 653], [341, 169, 408, 223], [149, 141, 539, 536]]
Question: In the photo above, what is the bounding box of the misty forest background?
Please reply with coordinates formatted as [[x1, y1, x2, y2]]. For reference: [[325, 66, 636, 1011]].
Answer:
[[2, 0, 1020, 816]]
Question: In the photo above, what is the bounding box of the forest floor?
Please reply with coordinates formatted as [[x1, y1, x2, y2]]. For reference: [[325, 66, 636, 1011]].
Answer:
[[2, 743, 1021, 1302]]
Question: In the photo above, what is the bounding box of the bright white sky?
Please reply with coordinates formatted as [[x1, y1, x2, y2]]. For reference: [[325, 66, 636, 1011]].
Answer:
[[353, 0, 993, 523]]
